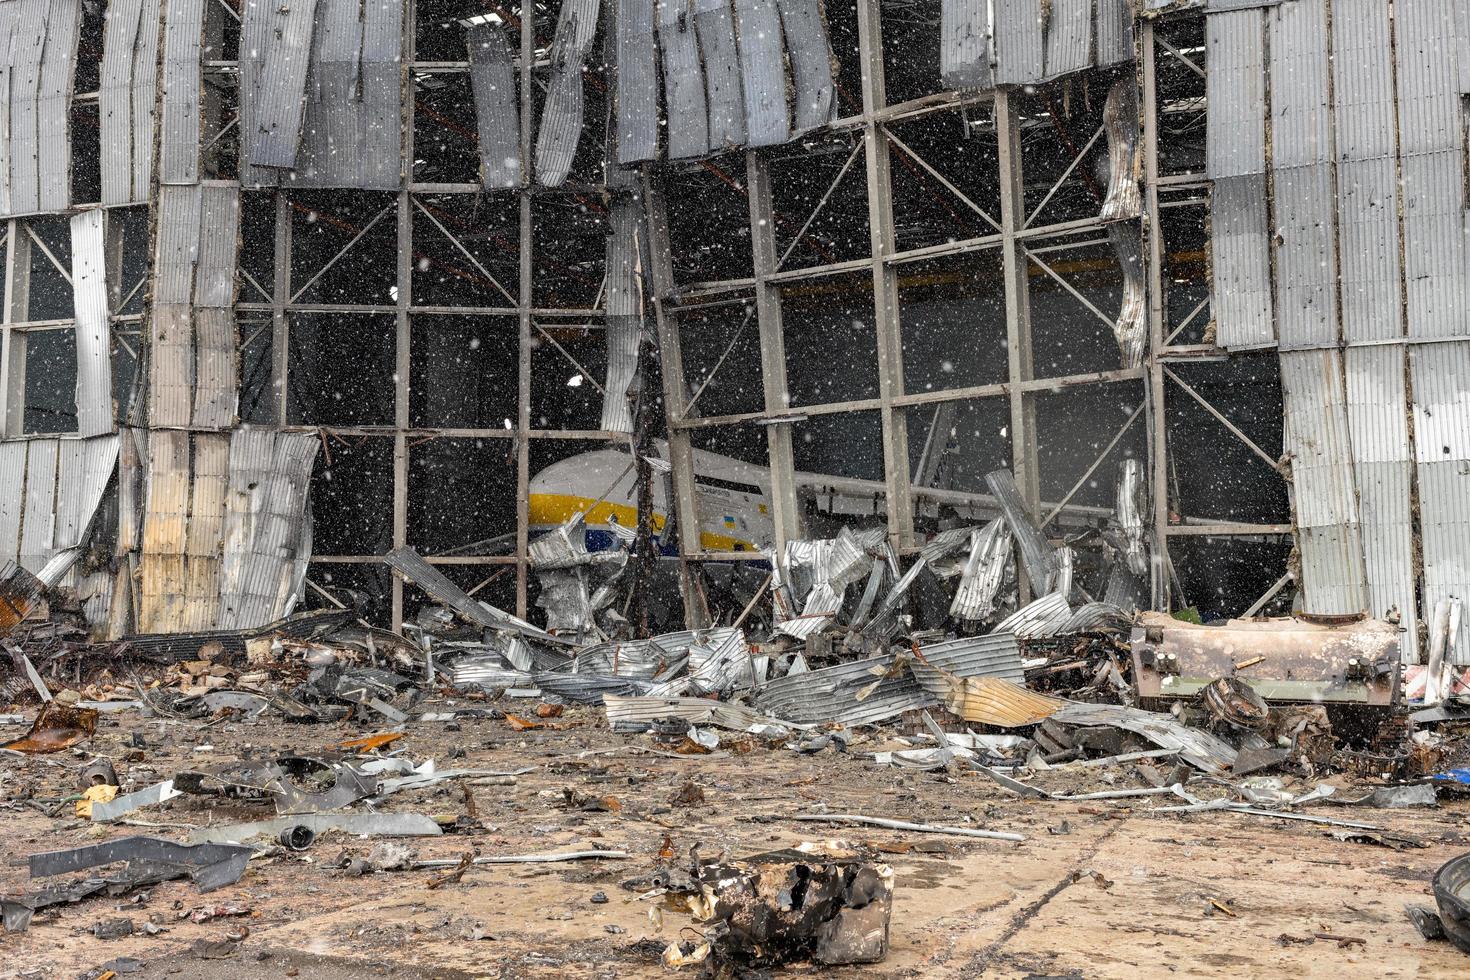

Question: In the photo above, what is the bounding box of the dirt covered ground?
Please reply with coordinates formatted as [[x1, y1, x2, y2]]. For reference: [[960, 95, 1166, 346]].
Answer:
[[2, 703, 1468, 979]]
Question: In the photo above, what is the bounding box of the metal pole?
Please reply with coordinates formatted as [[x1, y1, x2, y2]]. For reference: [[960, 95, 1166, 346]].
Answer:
[[1141, 21, 1172, 611]]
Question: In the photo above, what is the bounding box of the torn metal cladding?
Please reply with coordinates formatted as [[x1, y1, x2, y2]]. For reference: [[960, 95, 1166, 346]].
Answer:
[[656, 0, 711, 158], [466, 21, 523, 190], [949, 520, 1012, 622], [695, 0, 748, 148], [984, 469, 1055, 596], [245, 0, 320, 171], [0, 0, 79, 217], [99, 0, 162, 205], [159, 0, 204, 185], [1131, 611, 1401, 705], [776, 0, 836, 133], [1113, 459, 1148, 578], [601, 196, 647, 433], [732, 0, 789, 147], [616, 0, 661, 162], [535, 0, 603, 186]]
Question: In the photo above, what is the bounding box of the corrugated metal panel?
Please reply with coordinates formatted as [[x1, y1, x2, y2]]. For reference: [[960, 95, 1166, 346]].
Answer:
[[100, 0, 160, 205], [53, 435, 120, 552], [1400, 150, 1468, 339], [950, 520, 1011, 621], [535, 0, 601, 186], [1335, 156, 1402, 343], [289, 0, 402, 190], [992, 591, 1071, 638], [984, 469, 1054, 595], [1417, 461, 1470, 662], [192, 308, 237, 428], [1344, 346, 1416, 656], [993, 0, 1044, 86], [0, 2, 22, 215], [753, 653, 933, 727], [940, 0, 992, 90], [36, 0, 80, 213], [466, 21, 522, 190], [183, 434, 228, 629], [1395, 0, 1461, 157], [19, 439, 60, 571], [917, 631, 1024, 683], [4, 0, 45, 215], [1330, 0, 1397, 161], [1267, 0, 1331, 168], [1272, 164, 1339, 349], [1094, 0, 1132, 67], [1210, 173, 1274, 349], [1410, 341, 1470, 461], [0, 443, 26, 561], [159, 0, 202, 184], [153, 183, 202, 306], [217, 430, 320, 629], [247, 0, 319, 170], [656, 0, 709, 158], [616, 0, 659, 163], [695, 0, 747, 149], [71, 210, 112, 437], [1204, 10, 1263, 179], [731, 0, 787, 148], [777, 0, 836, 133], [1279, 349, 1368, 614], [602, 196, 643, 433], [194, 183, 240, 307], [1043, 0, 1092, 80], [237, 0, 276, 187]]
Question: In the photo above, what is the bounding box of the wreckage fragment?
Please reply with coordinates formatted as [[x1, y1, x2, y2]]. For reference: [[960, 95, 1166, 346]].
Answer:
[[2, 701, 98, 753], [669, 843, 894, 967], [908, 663, 1063, 727]]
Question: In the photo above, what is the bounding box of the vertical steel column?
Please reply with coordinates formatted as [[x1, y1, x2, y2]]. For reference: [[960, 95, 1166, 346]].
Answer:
[[391, 0, 416, 630], [745, 151, 804, 551], [270, 192, 291, 425], [642, 171, 707, 626], [855, 0, 913, 548], [515, 3, 534, 619], [995, 92, 1041, 546], [1141, 22, 1171, 610]]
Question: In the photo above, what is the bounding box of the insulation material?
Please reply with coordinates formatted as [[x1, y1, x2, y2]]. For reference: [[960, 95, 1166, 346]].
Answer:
[[289, 0, 402, 190], [535, 0, 602, 186], [656, 0, 710, 158], [99, 0, 163, 205], [216, 430, 320, 629], [992, 0, 1044, 86], [158, 0, 203, 184], [776, 0, 836, 133], [466, 21, 522, 189], [1280, 349, 1368, 615], [601, 196, 645, 433], [0, 435, 118, 574], [616, 0, 660, 163], [0, 0, 80, 216], [1411, 341, 1470, 660], [732, 0, 788, 147], [148, 183, 240, 430], [695, 0, 747, 149], [1043, 0, 1092, 79], [139, 431, 227, 632], [70, 210, 112, 439], [243, 0, 319, 171], [1344, 345, 1417, 658], [940, 0, 992, 90]]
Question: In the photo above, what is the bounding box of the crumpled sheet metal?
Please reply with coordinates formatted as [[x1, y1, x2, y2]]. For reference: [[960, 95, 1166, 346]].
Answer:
[[754, 654, 933, 727], [535, 0, 602, 185], [1113, 458, 1149, 575], [916, 632, 1025, 683], [384, 546, 570, 646], [29, 836, 254, 894], [908, 665, 1062, 727], [950, 519, 1012, 622], [992, 591, 1072, 638], [603, 694, 795, 731], [2, 702, 98, 753], [1047, 701, 1238, 774], [533, 671, 654, 704], [1100, 78, 1142, 223], [1060, 601, 1132, 633], [687, 627, 753, 694], [984, 469, 1056, 595]]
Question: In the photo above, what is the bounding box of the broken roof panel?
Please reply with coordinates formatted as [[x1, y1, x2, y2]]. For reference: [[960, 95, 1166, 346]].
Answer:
[[777, 0, 837, 132], [992, 0, 1045, 86], [99, 0, 161, 205], [0, 0, 80, 216], [1043, 0, 1092, 79], [939, 0, 993, 90], [732, 0, 789, 147], [1094, 0, 1132, 67], [70, 209, 111, 439], [466, 21, 522, 190], [535, 0, 602, 186], [247, 0, 319, 170], [656, 0, 710, 158], [754, 654, 932, 727], [0, 435, 118, 573], [695, 0, 747, 149], [616, 0, 660, 163], [159, 0, 203, 184]]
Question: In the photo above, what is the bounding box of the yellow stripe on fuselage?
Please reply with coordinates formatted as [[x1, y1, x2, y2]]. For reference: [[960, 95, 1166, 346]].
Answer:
[[526, 493, 758, 553]]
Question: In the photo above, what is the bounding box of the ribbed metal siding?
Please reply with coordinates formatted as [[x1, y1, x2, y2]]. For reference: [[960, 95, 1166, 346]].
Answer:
[[70, 210, 112, 438], [0, 443, 25, 561], [993, 0, 1044, 86], [1395, 0, 1461, 157], [1, 0, 80, 217], [616, 0, 659, 163], [467, 22, 521, 189], [1267, 0, 1331, 169], [1280, 349, 1368, 614], [37, 0, 80, 214], [1413, 341, 1470, 661], [1344, 346, 1416, 656], [753, 653, 933, 727], [776, 0, 836, 133], [1272, 163, 1339, 349], [695, 0, 747, 149], [602, 196, 642, 433], [656, 0, 709, 158], [1204, 10, 1264, 180], [0, 435, 117, 571], [535, 0, 601, 186], [100, 0, 160, 205], [1400, 150, 1468, 339], [918, 632, 1024, 683], [248, 0, 319, 170], [1210, 174, 1275, 349], [1044, 0, 1092, 80], [1331, 0, 1397, 161], [1095, 0, 1132, 67], [1335, 156, 1402, 344], [19, 440, 59, 571], [159, 0, 203, 184], [940, 0, 992, 90], [731, 0, 787, 148], [54, 436, 120, 553]]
